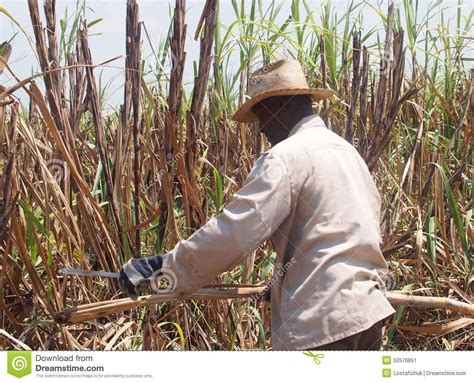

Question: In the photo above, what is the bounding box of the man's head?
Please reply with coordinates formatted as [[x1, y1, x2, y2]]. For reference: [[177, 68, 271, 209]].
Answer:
[[252, 94, 314, 146], [231, 59, 334, 124]]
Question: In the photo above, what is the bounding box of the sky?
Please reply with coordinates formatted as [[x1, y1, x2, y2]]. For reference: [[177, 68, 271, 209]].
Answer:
[[1, 0, 472, 109]]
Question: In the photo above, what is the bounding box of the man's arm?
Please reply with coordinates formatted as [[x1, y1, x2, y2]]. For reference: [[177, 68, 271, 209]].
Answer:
[[119, 152, 292, 297]]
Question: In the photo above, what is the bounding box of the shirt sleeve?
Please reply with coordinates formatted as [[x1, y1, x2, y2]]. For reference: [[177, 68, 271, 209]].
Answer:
[[161, 152, 292, 297]]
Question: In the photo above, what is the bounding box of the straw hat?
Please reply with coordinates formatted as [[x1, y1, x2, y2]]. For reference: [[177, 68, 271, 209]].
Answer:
[[232, 59, 335, 123]]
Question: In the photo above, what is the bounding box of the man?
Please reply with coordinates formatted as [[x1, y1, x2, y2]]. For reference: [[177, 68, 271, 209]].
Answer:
[[119, 59, 395, 350]]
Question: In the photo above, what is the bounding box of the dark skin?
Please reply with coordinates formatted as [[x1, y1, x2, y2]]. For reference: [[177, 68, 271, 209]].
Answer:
[[252, 95, 314, 146]]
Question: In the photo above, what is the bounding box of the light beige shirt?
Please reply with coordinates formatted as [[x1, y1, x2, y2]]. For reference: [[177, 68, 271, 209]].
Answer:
[[162, 114, 395, 350]]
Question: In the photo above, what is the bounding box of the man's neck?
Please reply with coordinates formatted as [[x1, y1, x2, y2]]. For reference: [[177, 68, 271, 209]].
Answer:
[[287, 111, 315, 132], [268, 112, 316, 146]]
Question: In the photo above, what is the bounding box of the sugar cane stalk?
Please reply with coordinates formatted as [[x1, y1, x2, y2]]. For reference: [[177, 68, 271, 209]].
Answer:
[[54, 288, 474, 325]]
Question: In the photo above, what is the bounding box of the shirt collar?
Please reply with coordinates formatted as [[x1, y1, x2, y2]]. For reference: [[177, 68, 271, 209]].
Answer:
[[288, 114, 327, 138]]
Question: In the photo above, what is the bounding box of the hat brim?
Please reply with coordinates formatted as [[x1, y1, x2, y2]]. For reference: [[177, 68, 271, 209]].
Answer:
[[232, 88, 336, 123]]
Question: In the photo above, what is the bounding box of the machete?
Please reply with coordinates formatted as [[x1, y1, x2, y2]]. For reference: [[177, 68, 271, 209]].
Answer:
[[58, 268, 171, 291], [59, 268, 120, 279]]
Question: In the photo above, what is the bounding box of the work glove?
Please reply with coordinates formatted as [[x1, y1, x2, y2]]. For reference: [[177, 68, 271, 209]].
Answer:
[[119, 255, 164, 298]]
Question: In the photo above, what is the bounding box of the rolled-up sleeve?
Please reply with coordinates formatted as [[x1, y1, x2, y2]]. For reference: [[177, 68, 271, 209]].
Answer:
[[161, 152, 292, 296]]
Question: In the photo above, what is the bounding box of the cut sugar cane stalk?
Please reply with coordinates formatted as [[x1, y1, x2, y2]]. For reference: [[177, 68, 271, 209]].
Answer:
[[54, 285, 268, 324], [384, 292, 474, 317], [53, 287, 474, 325]]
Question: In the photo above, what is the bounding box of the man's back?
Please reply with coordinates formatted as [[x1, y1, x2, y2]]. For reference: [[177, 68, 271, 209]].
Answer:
[[156, 114, 394, 350], [265, 115, 395, 350], [119, 58, 395, 350]]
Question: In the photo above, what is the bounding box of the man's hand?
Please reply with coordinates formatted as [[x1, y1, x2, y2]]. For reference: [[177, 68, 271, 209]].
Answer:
[[119, 255, 164, 298]]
